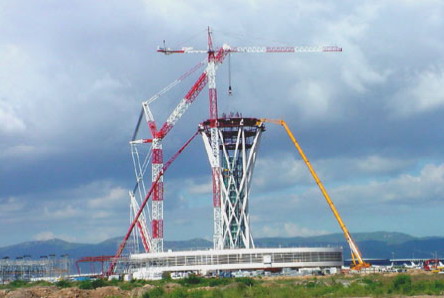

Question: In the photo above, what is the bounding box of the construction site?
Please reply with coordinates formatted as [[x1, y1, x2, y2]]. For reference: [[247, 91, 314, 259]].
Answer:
[[95, 27, 374, 280], [2, 28, 373, 282]]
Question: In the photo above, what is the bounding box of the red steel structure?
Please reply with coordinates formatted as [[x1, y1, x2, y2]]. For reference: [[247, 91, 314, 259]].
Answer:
[[75, 256, 114, 276]]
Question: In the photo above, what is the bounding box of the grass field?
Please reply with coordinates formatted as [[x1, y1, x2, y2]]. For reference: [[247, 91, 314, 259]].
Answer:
[[1, 272, 444, 297]]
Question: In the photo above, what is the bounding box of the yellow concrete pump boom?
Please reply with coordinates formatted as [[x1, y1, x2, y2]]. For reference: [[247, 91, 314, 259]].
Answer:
[[260, 119, 370, 270]]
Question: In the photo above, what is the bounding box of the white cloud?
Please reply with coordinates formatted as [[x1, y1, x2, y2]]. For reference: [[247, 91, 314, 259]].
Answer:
[[254, 154, 312, 190], [354, 155, 411, 174], [142, 0, 199, 22], [32, 231, 77, 242], [0, 144, 59, 160], [250, 161, 444, 231], [253, 154, 413, 192], [258, 222, 328, 238], [288, 80, 333, 120], [0, 100, 26, 134], [340, 49, 388, 93], [185, 180, 212, 195], [389, 67, 444, 117], [332, 163, 444, 205], [92, 211, 112, 219], [324, 3, 389, 93], [33, 231, 55, 241], [0, 180, 130, 227], [81, 226, 123, 244], [0, 197, 24, 213], [88, 187, 127, 209], [254, 161, 444, 209], [44, 205, 82, 219], [91, 73, 131, 92], [316, 155, 414, 181], [0, 44, 50, 136]]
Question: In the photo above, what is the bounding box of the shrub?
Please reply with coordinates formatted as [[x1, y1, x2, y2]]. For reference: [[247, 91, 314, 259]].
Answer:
[[236, 277, 255, 287], [434, 280, 444, 291], [392, 274, 412, 294], [108, 278, 120, 286], [306, 281, 317, 288], [30, 281, 53, 287], [55, 279, 72, 288], [234, 281, 247, 291], [210, 288, 224, 298], [91, 278, 107, 289], [78, 280, 94, 290], [162, 271, 172, 281], [142, 287, 165, 298], [170, 287, 189, 298], [208, 278, 230, 287], [181, 273, 203, 285], [119, 282, 137, 291]]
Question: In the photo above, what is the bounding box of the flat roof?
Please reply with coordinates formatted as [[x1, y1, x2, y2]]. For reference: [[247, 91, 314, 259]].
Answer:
[[130, 247, 342, 259]]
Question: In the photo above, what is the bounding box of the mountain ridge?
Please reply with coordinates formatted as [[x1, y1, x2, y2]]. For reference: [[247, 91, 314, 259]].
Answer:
[[1, 232, 443, 260]]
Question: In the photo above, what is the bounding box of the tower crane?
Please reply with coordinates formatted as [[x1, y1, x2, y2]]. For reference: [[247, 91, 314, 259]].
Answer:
[[156, 27, 342, 250], [130, 59, 206, 254], [110, 27, 343, 275]]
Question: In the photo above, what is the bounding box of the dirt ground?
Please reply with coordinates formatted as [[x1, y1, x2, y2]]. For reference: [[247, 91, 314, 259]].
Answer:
[[0, 285, 155, 298]]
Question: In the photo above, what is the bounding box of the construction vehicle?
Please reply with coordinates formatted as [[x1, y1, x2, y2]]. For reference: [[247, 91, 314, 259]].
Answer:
[[424, 259, 440, 271], [260, 119, 371, 270]]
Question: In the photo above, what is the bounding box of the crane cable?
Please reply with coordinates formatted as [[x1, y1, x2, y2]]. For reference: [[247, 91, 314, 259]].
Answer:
[[228, 53, 232, 96]]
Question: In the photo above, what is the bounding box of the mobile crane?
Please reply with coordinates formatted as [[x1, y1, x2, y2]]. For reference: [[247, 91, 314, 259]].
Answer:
[[260, 119, 371, 270]]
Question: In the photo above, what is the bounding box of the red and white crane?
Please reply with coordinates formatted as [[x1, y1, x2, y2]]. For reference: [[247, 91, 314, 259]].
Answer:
[[156, 27, 342, 249], [110, 27, 342, 274], [129, 59, 206, 253]]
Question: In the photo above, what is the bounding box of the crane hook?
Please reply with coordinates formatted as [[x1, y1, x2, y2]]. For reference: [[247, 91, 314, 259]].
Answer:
[[228, 53, 232, 96]]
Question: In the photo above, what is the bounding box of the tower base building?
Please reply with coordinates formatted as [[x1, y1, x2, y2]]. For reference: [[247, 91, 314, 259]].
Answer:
[[126, 247, 343, 279]]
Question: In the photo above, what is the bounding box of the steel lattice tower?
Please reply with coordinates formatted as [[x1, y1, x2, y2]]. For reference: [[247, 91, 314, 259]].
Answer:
[[200, 115, 265, 249]]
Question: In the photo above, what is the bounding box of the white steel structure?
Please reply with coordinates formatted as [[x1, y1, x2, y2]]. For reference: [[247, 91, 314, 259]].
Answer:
[[199, 116, 265, 250], [126, 247, 343, 279]]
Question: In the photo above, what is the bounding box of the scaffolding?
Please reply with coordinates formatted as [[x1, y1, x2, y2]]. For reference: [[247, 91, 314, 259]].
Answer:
[[0, 256, 70, 282]]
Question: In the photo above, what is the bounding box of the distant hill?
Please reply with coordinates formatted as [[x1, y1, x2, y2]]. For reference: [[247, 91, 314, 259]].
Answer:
[[1, 232, 443, 261], [0, 237, 213, 260], [254, 231, 416, 248], [254, 231, 430, 259]]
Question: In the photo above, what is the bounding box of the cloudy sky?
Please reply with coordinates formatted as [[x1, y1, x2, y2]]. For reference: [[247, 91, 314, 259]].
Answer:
[[1, 0, 444, 247]]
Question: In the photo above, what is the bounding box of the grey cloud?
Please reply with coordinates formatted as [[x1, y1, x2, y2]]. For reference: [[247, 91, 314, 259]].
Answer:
[[1, 0, 444, 245]]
